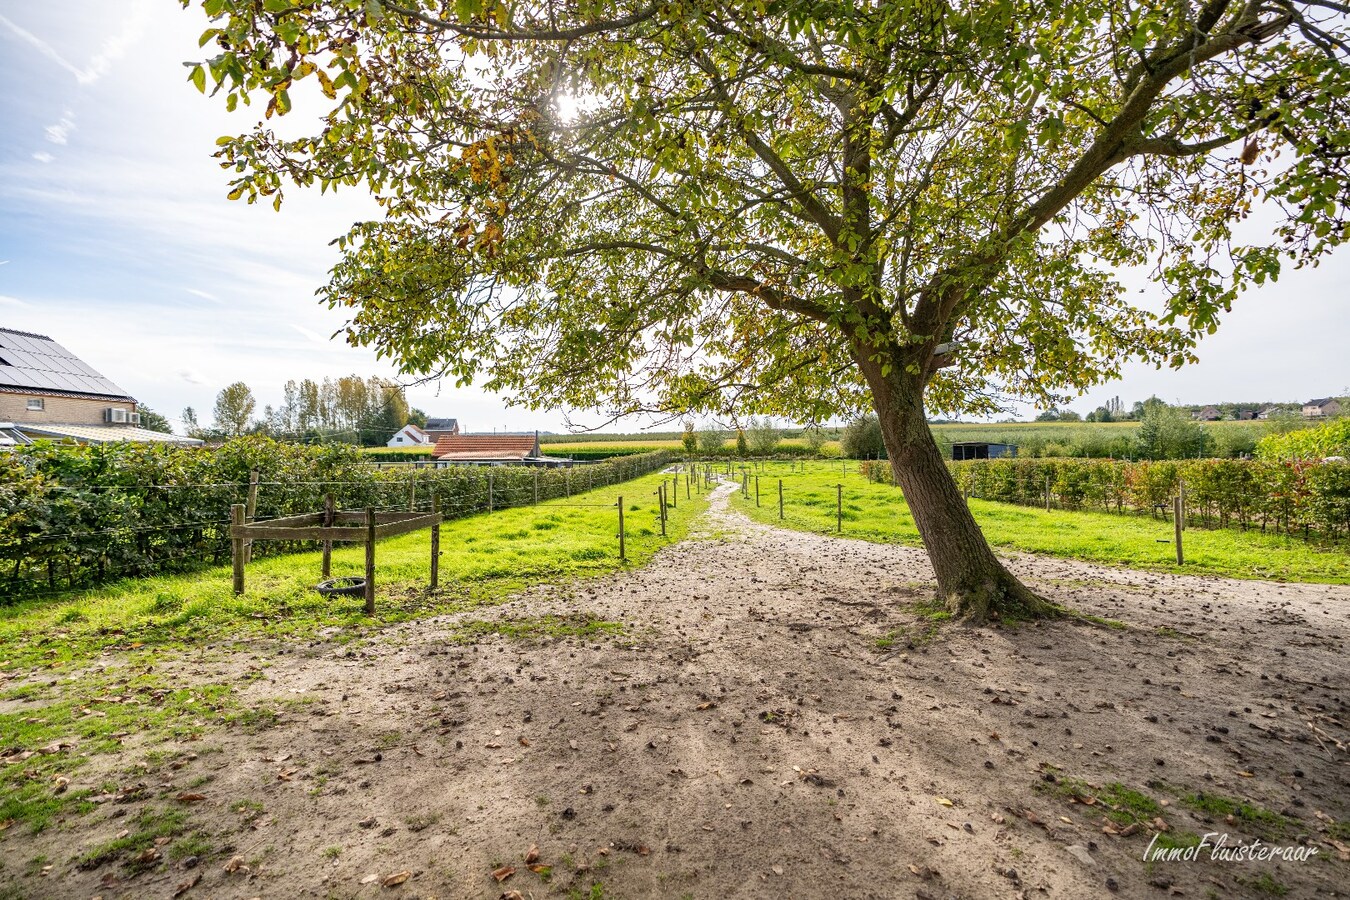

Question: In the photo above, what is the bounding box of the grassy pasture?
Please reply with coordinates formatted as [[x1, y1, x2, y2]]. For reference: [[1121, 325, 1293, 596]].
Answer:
[[729, 460, 1350, 584], [0, 469, 706, 676], [0, 468, 706, 834]]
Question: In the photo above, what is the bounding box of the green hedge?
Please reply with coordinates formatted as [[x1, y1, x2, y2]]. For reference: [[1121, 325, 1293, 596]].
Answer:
[[361, 447, 433, 462], [541, 446, 662, 460], [922, 457, 1350, 540], [0, 437, 678, 602]]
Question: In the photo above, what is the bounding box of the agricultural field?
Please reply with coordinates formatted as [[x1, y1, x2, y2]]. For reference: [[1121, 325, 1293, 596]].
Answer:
[[1, 468, 1346, 900]]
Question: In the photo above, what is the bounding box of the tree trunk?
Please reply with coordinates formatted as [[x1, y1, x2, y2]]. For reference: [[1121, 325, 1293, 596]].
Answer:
[[862, 362, 1056, 623]]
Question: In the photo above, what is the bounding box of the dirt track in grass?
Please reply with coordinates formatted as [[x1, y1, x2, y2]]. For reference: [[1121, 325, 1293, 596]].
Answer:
[[4, 480, 1348, 899]]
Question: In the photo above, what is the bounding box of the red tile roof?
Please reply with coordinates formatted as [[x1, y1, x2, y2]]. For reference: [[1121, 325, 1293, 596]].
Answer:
[[432, 434, 539, 460]]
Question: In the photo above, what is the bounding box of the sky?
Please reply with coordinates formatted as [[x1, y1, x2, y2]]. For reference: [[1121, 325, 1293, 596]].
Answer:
[[0, 3, 1345, 437]]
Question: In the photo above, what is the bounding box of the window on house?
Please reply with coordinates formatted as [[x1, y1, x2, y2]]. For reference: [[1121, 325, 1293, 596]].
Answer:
[[27, 398, 44, 411]]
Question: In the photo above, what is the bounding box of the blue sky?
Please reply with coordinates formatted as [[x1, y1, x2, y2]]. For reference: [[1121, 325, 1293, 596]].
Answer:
[[0, 3, 1345, 436]]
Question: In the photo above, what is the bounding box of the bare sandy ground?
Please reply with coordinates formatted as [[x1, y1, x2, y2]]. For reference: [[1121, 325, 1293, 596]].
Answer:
[[5, 481, 1348, 899]]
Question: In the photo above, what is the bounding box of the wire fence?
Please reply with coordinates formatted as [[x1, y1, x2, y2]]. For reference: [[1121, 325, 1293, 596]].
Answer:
[[712, 456, 1350, 545]]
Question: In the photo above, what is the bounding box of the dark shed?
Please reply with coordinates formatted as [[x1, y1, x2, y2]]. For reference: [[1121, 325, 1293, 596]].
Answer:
[[951, 442, 1018, 461]]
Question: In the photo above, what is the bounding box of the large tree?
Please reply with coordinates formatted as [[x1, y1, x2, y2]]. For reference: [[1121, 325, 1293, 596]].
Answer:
[[212, 381, 257, 437], [184, 0, 1348, 620]]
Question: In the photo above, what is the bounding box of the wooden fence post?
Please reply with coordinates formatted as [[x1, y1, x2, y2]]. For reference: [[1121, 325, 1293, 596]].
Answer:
[[617, 496, 626, 560], [778, 478, 784, 520], [755, 475, 760, 507], [487, 473, 494, 513], [1044, 474, 1051, 513], [836, 484, 843, 533], [430, 494, 440, 591], [1174, 496, 1185, 565], [668, 476, 676, 509], [658, 485, 667, 537], [409, 471, 417, 512], [364, 507, 376, 614], [231, 503, 246, 595], [321, 493, 335, 578], [533, 471, 539, 505], [244, 470, 259, 563]]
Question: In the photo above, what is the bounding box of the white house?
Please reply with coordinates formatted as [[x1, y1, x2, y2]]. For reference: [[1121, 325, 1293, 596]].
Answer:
[[387, 423, 433, 447]]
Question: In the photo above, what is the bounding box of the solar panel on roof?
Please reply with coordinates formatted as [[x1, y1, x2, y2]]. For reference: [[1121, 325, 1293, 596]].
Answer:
[[0, 328, 133, 399]]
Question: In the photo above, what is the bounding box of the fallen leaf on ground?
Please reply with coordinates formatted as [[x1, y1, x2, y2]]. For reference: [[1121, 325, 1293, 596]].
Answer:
[[935, 797, 954, 808], [500, 892, 525, 900], [382, 871, 411, 886], [491, 866, 515, 883], [518, 737, 531, 747], [172, 873, 201, 897], [359, 874, 379, 884], [523, 845, 539, 864], [176, 793, 207, 803], [223, 855, 249, 873]]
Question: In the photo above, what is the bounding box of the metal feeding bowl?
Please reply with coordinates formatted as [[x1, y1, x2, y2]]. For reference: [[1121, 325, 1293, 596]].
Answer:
[[315, 576, 366, 597]]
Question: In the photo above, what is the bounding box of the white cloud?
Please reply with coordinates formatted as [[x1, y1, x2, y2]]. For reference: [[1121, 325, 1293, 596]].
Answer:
[[290, 323, 332, 344], [0, 294, 29, 307], [44, 111, 75, 145], [0, 5, 148, 86], [185, 287, 219, 302], [31, 151, 54, 164], [178, 370, 206, 385]]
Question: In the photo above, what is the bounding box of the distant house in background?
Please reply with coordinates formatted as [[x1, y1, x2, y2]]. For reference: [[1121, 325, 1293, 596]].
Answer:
[[951, 441, 1017, 461], [1233, 407, 1258, 421], [0, 327, 200, 448], [1256, 404, 1290, 420], [1191, 406, 1222, 421], [432, 432, 566, 467], [386, 423, 432, 447], [424, 418, 461, 442], [1302, 398, 1342, 418]]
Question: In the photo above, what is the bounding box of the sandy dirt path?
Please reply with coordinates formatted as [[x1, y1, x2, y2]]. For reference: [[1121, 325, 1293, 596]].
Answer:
[[13, 480, 1349, 899]]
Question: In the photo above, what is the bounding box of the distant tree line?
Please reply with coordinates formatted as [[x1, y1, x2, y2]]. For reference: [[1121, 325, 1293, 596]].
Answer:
[[181, 375, 426, 446], [837, 399, 1339, 462]]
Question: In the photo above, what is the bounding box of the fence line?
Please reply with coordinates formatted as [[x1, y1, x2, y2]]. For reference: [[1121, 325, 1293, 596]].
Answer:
[[1, 445, 682, 602]]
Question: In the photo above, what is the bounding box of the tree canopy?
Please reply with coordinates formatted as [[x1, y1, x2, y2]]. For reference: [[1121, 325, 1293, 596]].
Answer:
[[182, 0, 1350, 619], [186, 0, 1348, 422]]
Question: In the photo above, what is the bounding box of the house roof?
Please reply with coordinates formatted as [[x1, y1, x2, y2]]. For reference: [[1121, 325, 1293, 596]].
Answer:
[[4, 422, 202, 446], [425, 418, 459, 431], [1306, 398, 1337, 407], [432, 434, 539, 460], [0, 328, 135, 401], [398, 423, 429, 438]]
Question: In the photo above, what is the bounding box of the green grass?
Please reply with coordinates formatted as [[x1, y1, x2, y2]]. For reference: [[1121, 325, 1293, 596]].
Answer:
[[0, 468, 704, 838], [1037, 773, 1163, 829], [75, 807, 189, 870], [0, 468, 705, 676], [1179, 791, 1290, 834], [731, 461, 1350, 584]]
